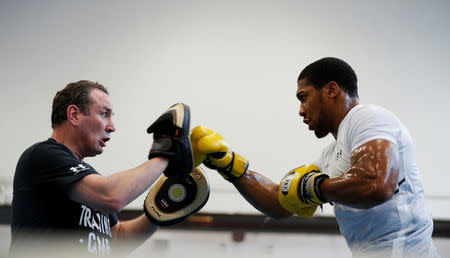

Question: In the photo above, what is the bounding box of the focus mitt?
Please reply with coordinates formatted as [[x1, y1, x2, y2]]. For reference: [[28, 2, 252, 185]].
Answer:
[[147, 103, 193, 177], [144, 167, 210, 226]]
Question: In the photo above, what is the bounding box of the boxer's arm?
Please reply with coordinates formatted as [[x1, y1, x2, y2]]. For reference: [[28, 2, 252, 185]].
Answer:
[[69, 157, 168, 213], [232, 170, 292, 218], [191, 126, 291, 218], [320, 139, 399, 209]]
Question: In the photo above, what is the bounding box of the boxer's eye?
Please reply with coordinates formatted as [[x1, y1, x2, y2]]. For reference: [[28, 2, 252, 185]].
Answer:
[[298, 94, 306, 103]]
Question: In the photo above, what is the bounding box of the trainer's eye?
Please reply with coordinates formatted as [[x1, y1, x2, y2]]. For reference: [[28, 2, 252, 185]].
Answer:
[[101, 110, 113, 118]]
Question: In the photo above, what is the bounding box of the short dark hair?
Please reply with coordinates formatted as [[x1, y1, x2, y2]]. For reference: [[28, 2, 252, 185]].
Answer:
[[297, 57, 358, 98], [51, 80, 108, 128]]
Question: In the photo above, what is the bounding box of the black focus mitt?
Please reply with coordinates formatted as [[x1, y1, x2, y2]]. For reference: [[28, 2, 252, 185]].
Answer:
[[147, 103, 193, 177]]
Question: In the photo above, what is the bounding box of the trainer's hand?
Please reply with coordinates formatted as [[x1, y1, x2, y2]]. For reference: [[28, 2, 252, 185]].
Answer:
[[190, 126, 249, 181], [147, 103, 193, 177]]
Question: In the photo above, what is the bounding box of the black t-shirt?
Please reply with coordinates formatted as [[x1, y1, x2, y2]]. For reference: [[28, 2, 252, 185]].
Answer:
[[10, 138, 118, 256]]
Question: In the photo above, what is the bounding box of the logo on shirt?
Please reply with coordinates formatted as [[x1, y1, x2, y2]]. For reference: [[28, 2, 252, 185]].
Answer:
[[78, 205, 112, 256], [336, 149, 343, 160], [70, 164, 89, 174]]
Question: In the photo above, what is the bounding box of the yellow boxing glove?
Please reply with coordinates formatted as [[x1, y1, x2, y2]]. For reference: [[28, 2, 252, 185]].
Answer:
[[190, 126, 249, 181], [278, 164, 329, 217]]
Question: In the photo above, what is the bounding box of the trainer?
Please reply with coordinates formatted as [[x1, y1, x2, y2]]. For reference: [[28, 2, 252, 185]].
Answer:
[[10, 80, 199, 257], [191, 58, 439, 257]]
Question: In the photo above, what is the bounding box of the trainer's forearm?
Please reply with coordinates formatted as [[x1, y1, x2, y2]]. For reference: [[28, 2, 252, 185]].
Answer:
[[70, 157, 169, 213], [111, 214, 159, 256], [115, 214, 158, 240], [233, 171, 291, 218], [106, 157, 168, 210]]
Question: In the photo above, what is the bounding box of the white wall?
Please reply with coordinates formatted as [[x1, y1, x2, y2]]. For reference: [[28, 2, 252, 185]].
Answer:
[[1, 1, 449, 218]]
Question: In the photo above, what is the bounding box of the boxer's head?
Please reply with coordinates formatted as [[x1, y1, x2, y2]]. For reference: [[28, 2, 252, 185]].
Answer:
[[297, 57, 358, 99], [297, 57, 359, 138]]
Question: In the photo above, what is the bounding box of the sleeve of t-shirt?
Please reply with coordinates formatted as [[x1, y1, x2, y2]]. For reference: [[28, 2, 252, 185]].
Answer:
[[109, 213, 119, 227], [29, 142, 99, 193], [347, 105, 399, 152], [314, 142, 334, 175]]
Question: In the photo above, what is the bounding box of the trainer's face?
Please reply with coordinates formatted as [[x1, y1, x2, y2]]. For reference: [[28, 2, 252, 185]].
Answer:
[[78, 88, 115, 157], [297, 79, 330, 138]]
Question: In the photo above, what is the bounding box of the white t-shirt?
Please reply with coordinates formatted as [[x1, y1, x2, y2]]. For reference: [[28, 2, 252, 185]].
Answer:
[[316, 104, 438, 257]]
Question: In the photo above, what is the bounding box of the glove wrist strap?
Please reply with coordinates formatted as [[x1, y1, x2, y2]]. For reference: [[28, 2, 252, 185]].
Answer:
[[313, 174, 328, 203], [218, 152, 249, 182], [298, 172, 329, 205]]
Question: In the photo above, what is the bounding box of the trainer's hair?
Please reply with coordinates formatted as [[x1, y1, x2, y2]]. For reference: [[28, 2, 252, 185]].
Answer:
[[51, 80, 108, 128], [297, 57, 358, 98]]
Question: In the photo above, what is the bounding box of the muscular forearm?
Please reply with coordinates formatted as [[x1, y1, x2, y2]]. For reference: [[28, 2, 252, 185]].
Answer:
[[190, 126, 291, 218], [320, 166, 397, 209], [233, 171, 291, 218], [320, 139, 400, 209]]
